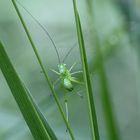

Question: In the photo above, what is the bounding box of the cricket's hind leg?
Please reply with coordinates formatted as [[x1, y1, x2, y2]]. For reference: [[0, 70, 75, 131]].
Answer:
[[64, 89, 84, 133], [65, 89, 84, 100], [64, 98, 69, 132], [76, 90, 84, 98]]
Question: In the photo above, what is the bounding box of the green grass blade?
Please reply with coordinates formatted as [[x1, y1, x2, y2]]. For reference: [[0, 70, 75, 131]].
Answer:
[[11, 0, 75, 139], [72, 0, 100, 140], [85, 1, 120, 139], [0, 41, 57, 140]]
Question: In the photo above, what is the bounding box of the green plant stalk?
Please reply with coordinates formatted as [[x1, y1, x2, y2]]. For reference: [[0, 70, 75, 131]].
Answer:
[[0, 41, 57, 140], [11, 0, 75, 139], [72, 0, 100, 140], [86, 1, 120, 139], [95, 34, 120, 140]]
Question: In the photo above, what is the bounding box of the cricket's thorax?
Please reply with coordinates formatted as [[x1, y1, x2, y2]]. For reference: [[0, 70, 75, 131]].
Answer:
[[58, 64, 67, 75], [58, 63, 73, 91]]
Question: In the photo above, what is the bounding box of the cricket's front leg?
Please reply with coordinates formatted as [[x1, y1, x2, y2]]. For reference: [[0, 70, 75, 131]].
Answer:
[[50, 68, 60, 75], [52, 78, 60, 88], [71, 70, 83, 75], [69, 62, 77, 72]]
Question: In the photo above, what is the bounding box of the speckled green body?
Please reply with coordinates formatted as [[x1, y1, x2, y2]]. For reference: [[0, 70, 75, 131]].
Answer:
[[58, 64, 74, 91]]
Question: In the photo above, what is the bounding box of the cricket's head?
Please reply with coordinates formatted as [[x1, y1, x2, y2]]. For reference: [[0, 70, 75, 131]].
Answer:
[[58, 63, 67, 74]]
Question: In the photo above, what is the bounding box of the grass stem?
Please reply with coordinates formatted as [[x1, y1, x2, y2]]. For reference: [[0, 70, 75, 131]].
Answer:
[[11, 0, 75, 139]]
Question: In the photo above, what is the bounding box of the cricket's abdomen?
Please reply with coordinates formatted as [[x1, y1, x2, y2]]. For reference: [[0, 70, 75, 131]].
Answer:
[[63, 78, 73, 91]]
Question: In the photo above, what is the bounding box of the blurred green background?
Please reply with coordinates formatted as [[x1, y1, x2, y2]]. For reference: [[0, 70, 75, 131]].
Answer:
[[0, 0, 140, 140]]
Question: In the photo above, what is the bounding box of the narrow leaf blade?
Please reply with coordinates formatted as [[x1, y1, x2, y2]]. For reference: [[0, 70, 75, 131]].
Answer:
[[0, 41, 57, 140], [72, 0, 100, 140]]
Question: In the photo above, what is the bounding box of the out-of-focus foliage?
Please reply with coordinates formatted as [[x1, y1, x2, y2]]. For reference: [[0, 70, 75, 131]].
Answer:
[[0, 0, 140, 140]]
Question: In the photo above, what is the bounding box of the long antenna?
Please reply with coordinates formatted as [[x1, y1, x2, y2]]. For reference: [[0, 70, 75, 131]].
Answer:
[[62, 42, 76, 63], [16, 0, 61, 64]]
